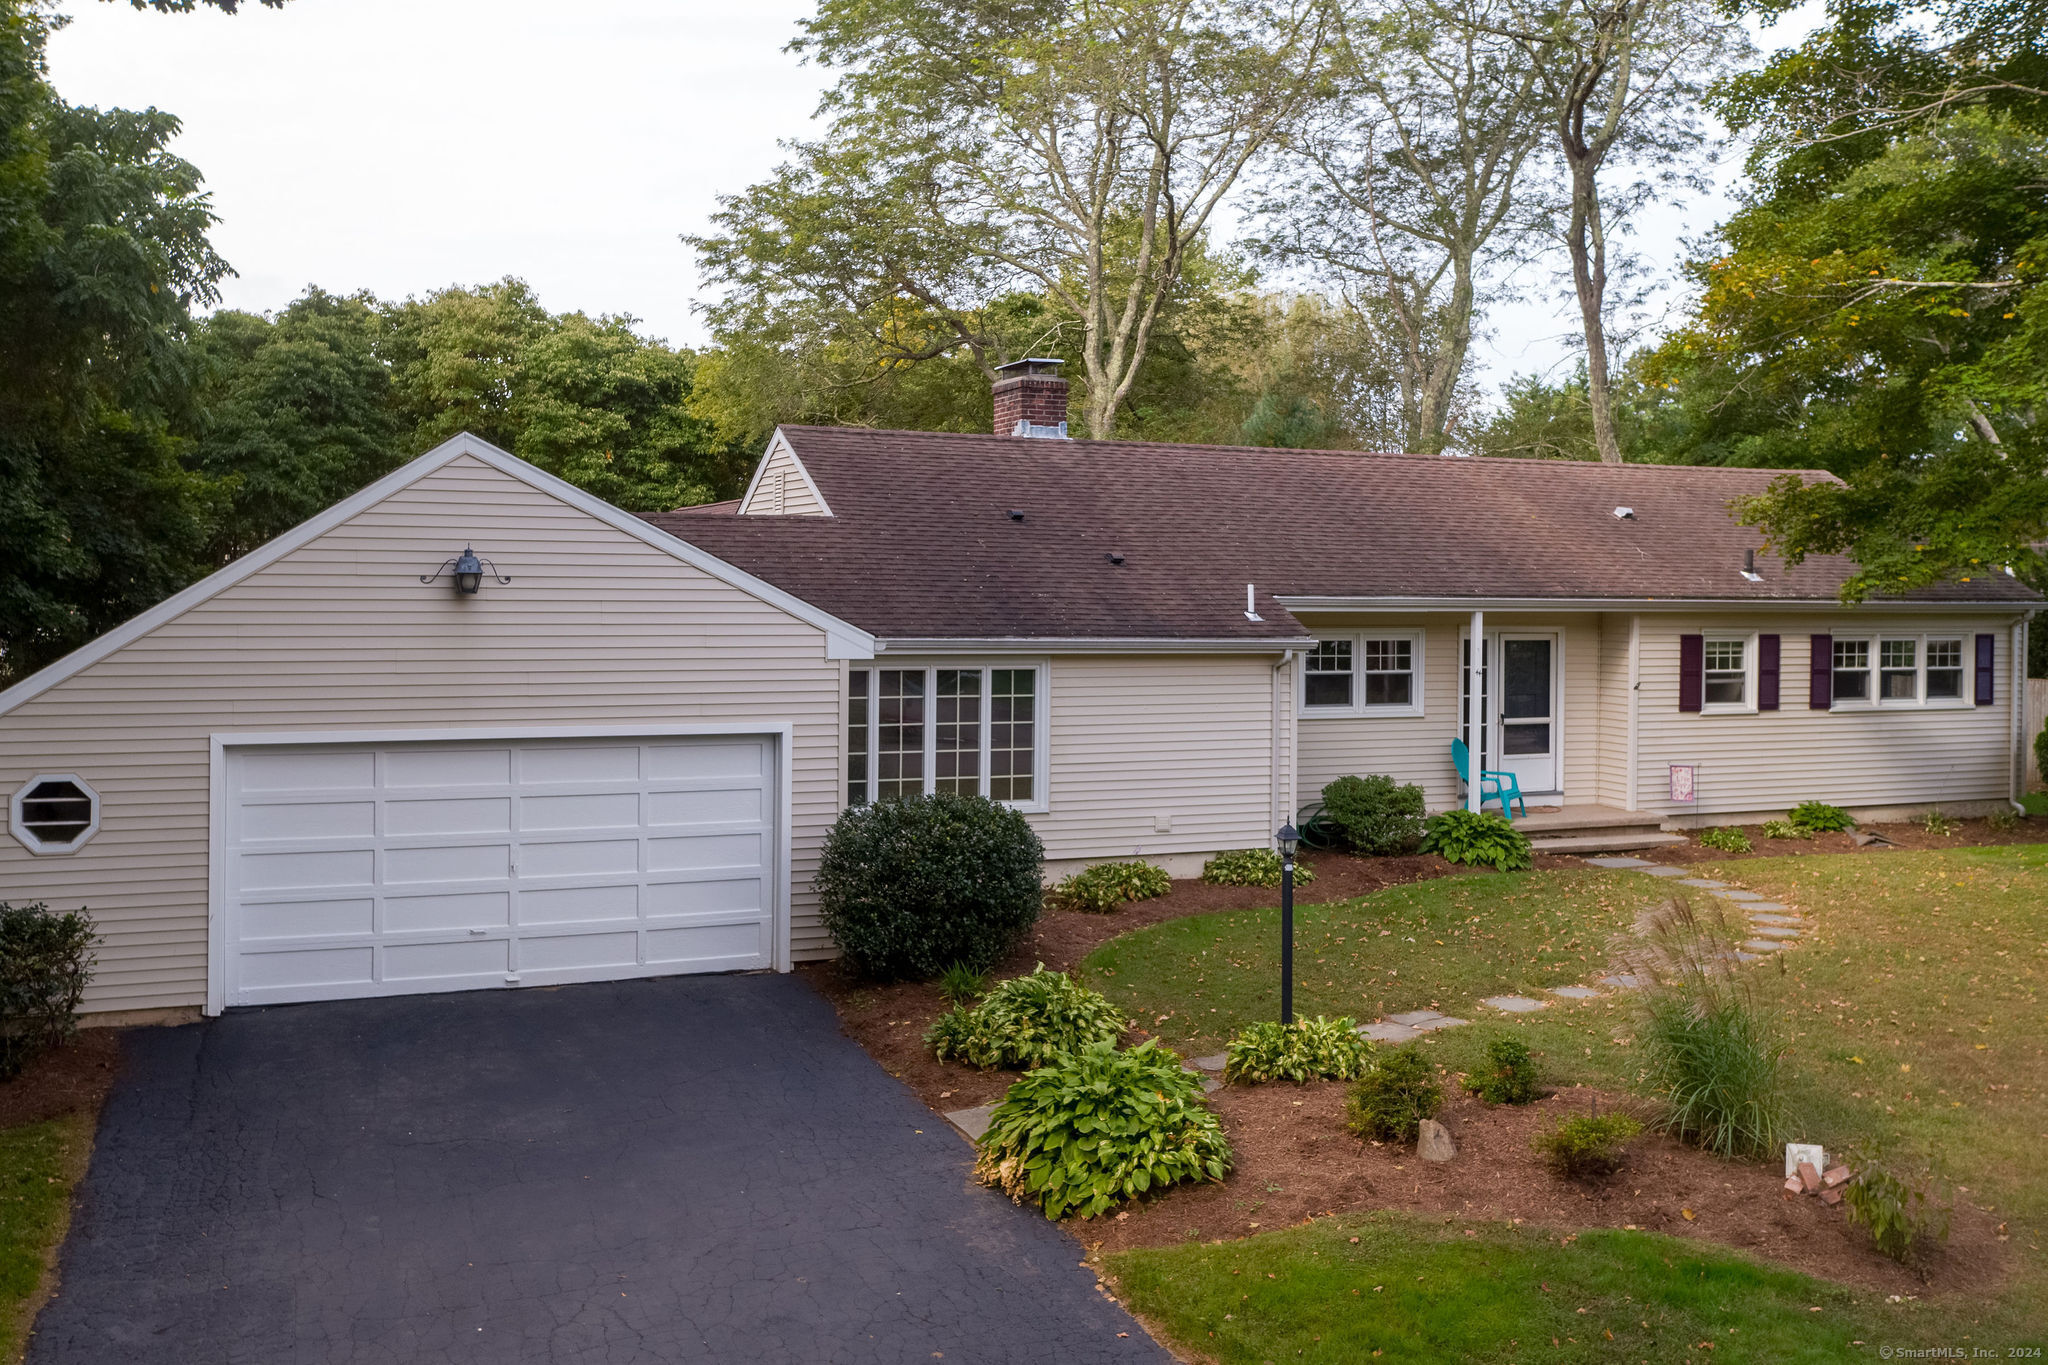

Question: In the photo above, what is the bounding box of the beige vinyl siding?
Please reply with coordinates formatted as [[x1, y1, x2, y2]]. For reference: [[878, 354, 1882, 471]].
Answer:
[[0, 454, 845, 1014], [1029, 654, 1283, 861], [1294, 614, 1603, 812], [1634, 614, 2021, 818], [738, 441, 828, 516], [1593, 613, 1635, 808]]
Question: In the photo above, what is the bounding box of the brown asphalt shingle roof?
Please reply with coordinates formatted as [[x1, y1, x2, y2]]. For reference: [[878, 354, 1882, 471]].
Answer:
[[644, 427, 2038, 642]]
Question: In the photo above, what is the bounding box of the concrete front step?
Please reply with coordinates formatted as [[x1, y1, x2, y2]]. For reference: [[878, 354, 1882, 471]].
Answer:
[[1530, 831, 1691, 854], [1515, 806, 1668, 835]]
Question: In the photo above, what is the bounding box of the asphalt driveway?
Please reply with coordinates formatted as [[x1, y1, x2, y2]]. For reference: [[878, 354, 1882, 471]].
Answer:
[[28, 974, 1170, 1364]]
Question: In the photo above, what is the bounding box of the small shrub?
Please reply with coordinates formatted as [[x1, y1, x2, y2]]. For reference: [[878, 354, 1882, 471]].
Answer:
[[2037, 723, 2048, 788], [1418, 808, 1533, 872], [1788, 800, 1854, 834], [816, 793, 1044, 981], [1535, 1112, 1644, 1179], [1200, 848, 1317, 888], [1920, 807, 1958, 837], [1343, 1047, 1444, 1143], [1321, 775, 1427, 855], [1842, 1158, 1952, 1265], [1464, 1036, 1540, 1105], [975, 1040, 1231, 1219], [937, 962, 989, 1008], [1049, 859, 1172, 913], [1624, 899, 1791, 1159], [1988, 806, 2023, 833], [1223, 1017, 1372, 1084], [1759, 818, 1808, 841], [924, 965, 1126, 1071], [0, 903, 97, 1080], [1696, 826, 1752, 854]]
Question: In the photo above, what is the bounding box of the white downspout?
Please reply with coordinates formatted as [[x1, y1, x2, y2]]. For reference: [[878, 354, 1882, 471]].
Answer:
[[1468, 609, 1485, 813], [2014, 616, 2031, 813], [1271, 651, 1294, 839]]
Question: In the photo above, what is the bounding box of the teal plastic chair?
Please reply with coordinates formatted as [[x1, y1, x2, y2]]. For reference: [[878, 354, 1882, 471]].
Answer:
[[1452, 738, 1525, 820]]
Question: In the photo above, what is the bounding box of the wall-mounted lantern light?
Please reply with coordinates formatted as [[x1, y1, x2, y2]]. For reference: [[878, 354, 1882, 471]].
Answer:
[[420, 546, 510, 595]]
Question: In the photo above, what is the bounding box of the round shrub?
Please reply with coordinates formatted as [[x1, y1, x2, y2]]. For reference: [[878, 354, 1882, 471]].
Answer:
[[1223, 1016, 1371, 1084], [924, 965, 1126, 1070], [1321, 775, 1427, 855], [1464, 1035, 1539, 1105], [0, 902, 97, 1080], [1199, 848, 1317, 888], [1418, 808, 1533, 871], [1534, 1112, 1642, 1179], [1048, 859, 1171, 913], [814, 793, 1044, 981], [975, 1040, 1231, 1219], [1343, 1047, 1444, 1142]]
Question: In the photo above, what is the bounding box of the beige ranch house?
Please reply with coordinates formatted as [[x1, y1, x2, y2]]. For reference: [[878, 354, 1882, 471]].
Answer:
[[1, 366, 2037, 1022]]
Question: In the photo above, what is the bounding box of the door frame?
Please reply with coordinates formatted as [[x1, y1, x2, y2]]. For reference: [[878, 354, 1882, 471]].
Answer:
[[1459, 626, 1569, 800], [206, 721, 795, 1016]]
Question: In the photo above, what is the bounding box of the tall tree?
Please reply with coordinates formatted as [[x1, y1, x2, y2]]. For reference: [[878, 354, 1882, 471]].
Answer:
[[694, 0, 1333, 437], [1485, 0, 1743, 462], [1254, 0, 1549, 453]]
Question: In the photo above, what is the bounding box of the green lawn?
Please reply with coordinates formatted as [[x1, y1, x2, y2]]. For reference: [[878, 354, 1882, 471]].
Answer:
[[1083, 845, 2048, 1351], [1110, 1212, 1881, 1363], [0, 1112, 93, 1363]]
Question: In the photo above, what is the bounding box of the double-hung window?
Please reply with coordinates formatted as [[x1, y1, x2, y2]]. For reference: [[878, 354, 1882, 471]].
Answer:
[[1925, 638, 1965, 700], [1830, 635, 1970, 708], [1832, 638, 1871, 702], [1300, 632, 1423, 717], [1702, 637, 1749, 709], [1878, 639, 1918, 701], [846, 664, 1044, 809]]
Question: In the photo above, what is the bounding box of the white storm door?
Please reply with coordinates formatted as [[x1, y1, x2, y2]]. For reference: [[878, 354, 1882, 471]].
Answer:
[[225, 734, 777, 1006], [1494, 635, 1559, 795]]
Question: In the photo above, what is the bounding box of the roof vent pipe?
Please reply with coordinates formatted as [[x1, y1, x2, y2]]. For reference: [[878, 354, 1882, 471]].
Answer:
[[1245, 583, 1263, 622], [1741, 548, 1763, 582]]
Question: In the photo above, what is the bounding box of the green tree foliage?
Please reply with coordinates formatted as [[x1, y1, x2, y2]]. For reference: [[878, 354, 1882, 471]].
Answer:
[[0, 3, 232, 685]]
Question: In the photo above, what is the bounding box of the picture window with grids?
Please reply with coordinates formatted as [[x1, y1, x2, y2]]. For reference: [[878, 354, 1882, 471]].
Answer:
[[1702, 638, 1749, 708], [1301, 633, 1423, 716], [10, 774, 100, 855], [1830, 635, 1970, 708], [846, 665, 1043, 809]]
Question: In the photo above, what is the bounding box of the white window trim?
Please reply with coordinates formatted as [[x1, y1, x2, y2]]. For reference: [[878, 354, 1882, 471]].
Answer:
[[1700, 633, 1758, 715], [846, 660, 1051, 814], [1830, 633, 1973, 711], [1298, 630, 1425, 719], [9, 772, 103, 856]]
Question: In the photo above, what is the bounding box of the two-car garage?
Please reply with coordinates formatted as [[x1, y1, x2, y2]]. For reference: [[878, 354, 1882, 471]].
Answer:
[[220, 732, 783, 1008]]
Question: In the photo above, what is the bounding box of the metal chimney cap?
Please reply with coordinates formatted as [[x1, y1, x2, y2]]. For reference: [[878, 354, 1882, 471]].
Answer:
[[995, 357, 1065, 376]]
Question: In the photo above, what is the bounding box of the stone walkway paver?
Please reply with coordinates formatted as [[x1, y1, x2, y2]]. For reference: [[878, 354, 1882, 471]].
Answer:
[[1480, 995, 1548, 1013]]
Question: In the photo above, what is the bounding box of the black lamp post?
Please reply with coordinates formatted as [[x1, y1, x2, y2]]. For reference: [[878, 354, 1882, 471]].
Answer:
[[1277, 821, 1299, 1026]]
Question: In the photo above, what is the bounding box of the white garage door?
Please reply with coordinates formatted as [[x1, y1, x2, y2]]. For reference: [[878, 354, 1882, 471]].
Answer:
[[224, 734, 778, 1006]]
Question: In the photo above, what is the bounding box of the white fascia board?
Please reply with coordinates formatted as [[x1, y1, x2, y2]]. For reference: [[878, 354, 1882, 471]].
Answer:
[[0, 433, 876, 720], [876, 637, 1316, 655], [736, 428, 834, 517], [1279, 595, 2037, 614]]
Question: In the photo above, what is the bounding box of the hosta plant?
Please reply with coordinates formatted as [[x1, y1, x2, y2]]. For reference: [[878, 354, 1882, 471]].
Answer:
[[1695, 826, 1752, 854], [975, 1040, 1232, 1219], [1200, 848, 1317, 888], [1223, 1017, 1371, 1084], [1759, 818, 1808, 841], [1049, 860, 1172, 913], [925, 965, 1125, 1071], [1788, 800, 1854, 835], [1418, 809, 1533, 872]]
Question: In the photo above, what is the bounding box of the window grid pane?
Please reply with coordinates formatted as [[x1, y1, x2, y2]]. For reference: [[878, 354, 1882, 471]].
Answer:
[[989, 669, 1035, 802], [1703, 639, 1745, 706], [1304, 640, 1353, 708], [935, 669, 982, 795], [1879, 639, 1917, 700], [876, 669, 926, 800], [1926, 639, 1964, 699], [847, 670, 870, 805], [1833, 639, 1871, 701], [1361, 638, 1413, 708]]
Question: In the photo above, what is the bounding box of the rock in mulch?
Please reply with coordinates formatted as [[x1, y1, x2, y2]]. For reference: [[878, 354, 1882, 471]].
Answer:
[[1417, 1118, 1458, 1162]]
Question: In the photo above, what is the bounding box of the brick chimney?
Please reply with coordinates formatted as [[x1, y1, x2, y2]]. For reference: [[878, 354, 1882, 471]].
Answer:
[[992, 358, 1070, 438]]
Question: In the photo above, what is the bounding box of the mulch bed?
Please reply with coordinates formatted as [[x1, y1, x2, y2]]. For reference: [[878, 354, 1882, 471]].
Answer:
[[1640, 814, 2042, 864], [1077, 1081, 2011, 1299], [0, 1029, 121, 1130]]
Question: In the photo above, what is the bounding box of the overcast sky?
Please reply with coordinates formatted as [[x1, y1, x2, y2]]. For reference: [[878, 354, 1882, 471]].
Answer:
[[47, 0, 1800, 396]]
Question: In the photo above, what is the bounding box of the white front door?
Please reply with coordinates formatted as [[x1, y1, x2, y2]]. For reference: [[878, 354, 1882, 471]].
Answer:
[[224, 734, 778, 1007], [1494, 634, 1559, 795]]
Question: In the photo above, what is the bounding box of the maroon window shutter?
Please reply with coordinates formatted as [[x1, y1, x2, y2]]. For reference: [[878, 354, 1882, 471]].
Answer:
[[1976, 633, 1996, 705], [1809, 633, 1833, 710], [1758, 634, 1781, 710], [1679, 634, 1704, 712]]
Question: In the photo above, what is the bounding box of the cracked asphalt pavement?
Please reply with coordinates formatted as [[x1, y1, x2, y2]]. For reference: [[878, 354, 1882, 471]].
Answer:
[[28, 973, 1170, 1363]]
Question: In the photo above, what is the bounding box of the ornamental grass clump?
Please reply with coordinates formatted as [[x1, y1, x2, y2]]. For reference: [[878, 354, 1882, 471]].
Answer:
[[1418, 808, 1533, 872], [975, 1040, 1231, 1219], [1049, 859, 1172, 913], [925, 965, 1126, 1071], [1200, 848, 1317, 888], [1343, 1047, 1444, 1143], [815, 793, 1043, 981], [1622, 898, 1792, 1160], [1320, 775, 1428, 855], [1464, 1035, 1540, 1105], [1222, 1017, 1371, 1084]]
